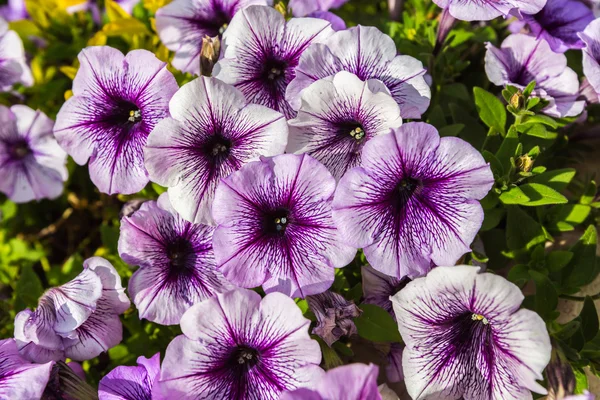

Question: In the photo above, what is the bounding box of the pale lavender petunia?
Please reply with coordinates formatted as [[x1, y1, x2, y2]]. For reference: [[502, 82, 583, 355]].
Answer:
[[361, 264, 409, 317], [485, 34, 585, 118], [289, 0, 348, 16], [118, 193, 234, 326], [99, 353, 160, 400], [332, 123, 493, 280], [212, 154, 356, 298], [432, 0, 546, 21], [286, 25, 431, 119], [213, 5, 334, 119], [53, 46, 178, 195], [0, 17, 32, 91], [0, 105, 67, 203], [580, 19, 600, 98], [280, 363, 381, 400], [392, 266, 551, 400], [144, 76, 287, 225], [0, 338, 54, 400], [0, 0, 27, 21], [288, 71, 402, 181], [155, 289, 323, 399], [306, 290, 361, 346], [155, 0, 270, 75]]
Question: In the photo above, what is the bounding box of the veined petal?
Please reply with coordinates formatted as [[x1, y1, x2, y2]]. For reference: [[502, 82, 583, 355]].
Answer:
[[0, 339, 54, 400], [99, 353, 161, 400]]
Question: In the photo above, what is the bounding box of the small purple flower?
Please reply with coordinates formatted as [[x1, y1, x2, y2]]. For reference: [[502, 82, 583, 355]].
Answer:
[[213, 154, 356, 297], [385, 343, 403, 383], [0, 17, 32, 91], [432, 0, 546, 21], [307, 290, 362, 346], [289, 0, 348, 16], [213, 5, 334, 119], [280, 363, 381, 400], [485, 33, 585, 118], [54, 46, 178, 195], [155, 289, 323, 399], [99, 353, 160, 400], [0, 0, 28, 21], [392, 266, 551, 400], [517, 0, 595, 53], [287, 71, 402, 181], [361, 264, 409, 317], [332, 123, 493, 280], [144, 76, 287, 225], [14, 257, 130, 363], [286, 26, 431, 119], [0, 338, 54, 399], [0, 105, 67, 203], [118, 193, 234, 326], [580, 19, 600, 98], [155, 0, 269, 75]]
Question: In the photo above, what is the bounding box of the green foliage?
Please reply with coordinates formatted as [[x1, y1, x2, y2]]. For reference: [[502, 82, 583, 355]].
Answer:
[[354, 304, 402, 343]]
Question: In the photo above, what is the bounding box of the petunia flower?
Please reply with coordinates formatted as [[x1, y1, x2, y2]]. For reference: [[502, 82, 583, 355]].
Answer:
[[580, 18, 600, 99], [361, 264, 409, 317], [0, 338, 54, 400], [212, 153, 356, 298], [385, 343, 404, 383], [53, 46, 178, 195], [155, 0, 269, 75], [118, 193, 234, 326], [485, 34, 585, 118], [516, 0, 594, 53], [0, 0, 28, 21], [99, 353, 160, 400], [14, 257, 129, 363], [306, 290, 362, 346], [213, 5, 334, 119], [564, 392, 595, 400], [144, 76, 287, 225], [391, 265, 552, 400], [0, 105, 67, 203], [288, 0, 348, 30], [431, 0, 546, 21], [280, 363, 381, 400], [155, 289, 323, 399], [286, 25, 431, 119], [0, 17, 32, 91], [333, 123, 493, 280], [287, 71, 402, 181]]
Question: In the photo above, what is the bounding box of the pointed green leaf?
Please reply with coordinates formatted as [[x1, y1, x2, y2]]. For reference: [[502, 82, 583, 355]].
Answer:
[[580, 297, 599, 342], [355, 304, 402, 343], [531, 169, 576, 192], [474, 87, 506, 134], [529, 270, 558, 320], [506, 206, 547, 251], [564, 225, 598, 288]]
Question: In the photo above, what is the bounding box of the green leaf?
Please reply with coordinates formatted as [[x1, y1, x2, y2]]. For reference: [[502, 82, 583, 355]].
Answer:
[[519, 123, 556, 140], [517, 183, 568, 206], [427, 105, 446, 128], [499, 186, 530, 205], [546, 251, 573, 272], [531, 169, 576, 192], [439, 124, 464, 137], [506, 206, 546, 251], [573, 368, 589, 395], [564, 225, 598, 288], [495, 126, 519, 172], [548, 204, 591, 229], [473, 87, 506, 134], [508, 264, 529, 286], [580, 180, 597, 205], [554, 320, 581, 341], [100, 223, 120, 254], [355, 304, 402, 343], [523, 81, 536, 97], [481, 207, 505, 232], [14, 265, 44, 312], [529, 270, 558, 320], [579, 297, 599, 342], [482, 150, 503, 177], [522, 114, 558, 129]]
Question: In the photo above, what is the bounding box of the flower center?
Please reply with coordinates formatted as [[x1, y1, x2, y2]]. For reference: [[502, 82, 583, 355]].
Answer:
[[166, 237, 195, 275], [263, 208, 291, 236], [202, 134, 232, 162], [349, 126, 365, 141], [471, 313, 490, 325], [219, 23, 228, 35], [128, 109, 142, 123], [392, 177, 421, 212], [8, 141, 31, 160], [229, 345, 260, 372], [263, 59, 287, 82]]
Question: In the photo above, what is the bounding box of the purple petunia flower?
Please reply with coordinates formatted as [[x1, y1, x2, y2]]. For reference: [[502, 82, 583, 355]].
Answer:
[[288, 0, 348, 30], [287, 71, 402, 181], [118, 193, 234, 326], [212, 153, 356, 297], [144, 76, 287, 225], [432, 0, 546, 21], [0, 0, 28, 21], [580, 19, 600, 99], [155, 0, 269, 75], [0, 338, 54, 399], [286, 26, 431, 120], [155, 289, 323, 399], [392, 265, 552, 400], [0, 17, 32, 91], [307, 11, 346, 31], [361, 264, 409, 317], [333, 123, 493, 280], [517, 0, 595, 53], [485, 34, 585, 118], [213, 5, 334, 119], [0, 105, 67, 203], [386, 343, 404, 383], [14, 257, 130, 363], [53, 46, 178, 195], [307, 290, 362, 346], [280, 363, 381, 400], [99, 353, 160, 400]]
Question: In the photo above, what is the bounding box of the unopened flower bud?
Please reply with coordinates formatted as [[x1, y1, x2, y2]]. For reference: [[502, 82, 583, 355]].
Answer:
[[274, 2, 288, 18], [516, 154, 534, 173], [199, 36, 221, 77], [510, 91, 525, 110], [546, 347, 576, 399]]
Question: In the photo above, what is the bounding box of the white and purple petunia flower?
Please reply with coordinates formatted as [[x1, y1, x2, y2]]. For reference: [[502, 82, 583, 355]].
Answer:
[[155, 0, 270, 75], [0, 105, 67, 203], [0, 0, 27, 21], [288, 0, 348, 30], [286, 25, 431, 120], [14, 257, 130, 363], [144, 76, 287, 225], [392, 265, 552, 400], [118, 193, 234, 326], [155, 288, 323, 399], [432, 0, 546, 21], [280, 363, 381, 400], [0, 17, 32, 91], [332, 122, 494, 280], [54, 46, 178, 195], [98, 353, 160, 400], [306, 290, 362, 346], [485, 34, 585, 118], [0, 338, 54, 399], [580, 18, 600, 99], [361, 264, 408, 317], [288, 71, 402, 181], [564, 391, 596, 400], [213, 5, 334, 119], [212, 153, 356, 298]]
